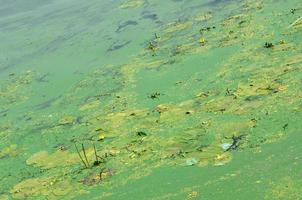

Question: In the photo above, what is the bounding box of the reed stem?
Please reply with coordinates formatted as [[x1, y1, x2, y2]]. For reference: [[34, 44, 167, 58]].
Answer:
[[93, 143, 99, 163], [82, 143, 90, 168], [74, 143, 88, 168]]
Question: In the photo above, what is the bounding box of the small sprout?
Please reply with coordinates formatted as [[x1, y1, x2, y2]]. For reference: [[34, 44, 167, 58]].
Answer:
[[251, 118, 257, 122], [199, 26, 215, 34], [129, 112, 136, 116], [57, 144, 66, 151], [98, 133, 106, 141], [225, 88, 232, 96], [290, 8, 296, 14], [199, 37, 206, 45], [283, 123, 288, 131], [148, 41, 157, 52], [149, 92, 160, 99], [137, 131, 147, 136], [264, 42, 274, 48], [93, 143, 101, 166], [93, 160, 102, 167]]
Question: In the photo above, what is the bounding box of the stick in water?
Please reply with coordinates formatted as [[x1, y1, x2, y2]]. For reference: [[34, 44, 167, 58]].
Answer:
[[93, 143, 99, 163], [82, 143, 90, 168], [74, 143, 88, 168]]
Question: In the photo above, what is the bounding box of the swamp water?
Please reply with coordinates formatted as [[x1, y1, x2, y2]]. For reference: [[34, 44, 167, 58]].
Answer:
[[0, 0, 302, 199]]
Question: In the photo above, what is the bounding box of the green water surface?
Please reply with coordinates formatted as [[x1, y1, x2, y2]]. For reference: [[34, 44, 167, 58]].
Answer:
[[0, 0, 302, 199]]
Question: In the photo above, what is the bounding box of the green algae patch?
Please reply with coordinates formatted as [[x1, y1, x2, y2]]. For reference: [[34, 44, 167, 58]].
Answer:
[[0, 71, 35, 109], [164, 22, 193, 34], [10, 176, 87, 199], [58, 115, 76, 126], [1, 0, 302, 199], [265, 177, 302, 200], [26, 150, 79, 169], [79, 100, 100, 111], [0, 195, 8, 200]]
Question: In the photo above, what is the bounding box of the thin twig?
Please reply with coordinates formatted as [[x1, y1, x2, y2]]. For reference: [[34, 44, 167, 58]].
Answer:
[[82, 143, 90, 168], [74, 143, 88, 168]]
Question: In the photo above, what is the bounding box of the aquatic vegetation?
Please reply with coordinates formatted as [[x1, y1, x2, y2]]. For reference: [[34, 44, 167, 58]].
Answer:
[[58, 115, 75, 125], [0, 195, 8, 200], [0, 71, 35, 108], [164, 22, 193, 34], [1, 0, 302, 199], [213, 152, 232, 166], [26, 150, 79, 169], [194, 12, 213, 22], [79, 100, 100, 111], [10, 176, 87, 199], [265, 177, 302, 200], [199, 37, 206, 46]]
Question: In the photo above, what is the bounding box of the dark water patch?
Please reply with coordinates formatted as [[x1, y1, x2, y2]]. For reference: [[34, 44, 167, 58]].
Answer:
[[0, 65, 11, 75], [0, 109, 8, 114], [141, 10, 158, 21], [116, 20, 138, 33], [107, 40, 131, 52], [244, 95, 262, 101], [33, 96, 61, 110], [37, 31, 81, 54], [177, 0, 239, 16], [206, 0, 236, 7], [36, 73, 49, 83], [0, 34, 76, 74], [0, 0, 55, 18], [0, 109, 8, 117]]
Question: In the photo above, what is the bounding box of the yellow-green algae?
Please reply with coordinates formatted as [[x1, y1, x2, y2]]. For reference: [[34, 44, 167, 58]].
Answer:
[[0, 0, 301, 199]]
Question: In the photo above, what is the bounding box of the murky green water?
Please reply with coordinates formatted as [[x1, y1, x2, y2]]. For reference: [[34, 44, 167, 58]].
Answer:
[[0, 0, 302, 199]]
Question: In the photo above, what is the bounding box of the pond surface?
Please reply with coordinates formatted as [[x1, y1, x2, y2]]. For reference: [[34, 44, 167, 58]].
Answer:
[[0, 0, 302, 199]]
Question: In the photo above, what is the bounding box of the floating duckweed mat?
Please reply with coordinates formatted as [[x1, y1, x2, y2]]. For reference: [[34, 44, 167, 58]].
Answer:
[[0, 0, 302, 199]]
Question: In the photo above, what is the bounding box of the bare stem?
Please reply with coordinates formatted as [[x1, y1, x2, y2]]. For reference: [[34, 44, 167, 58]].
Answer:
[[74, 143, 88, 168], [93, 143, 99, 163], [82, 143, 90, 168]]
